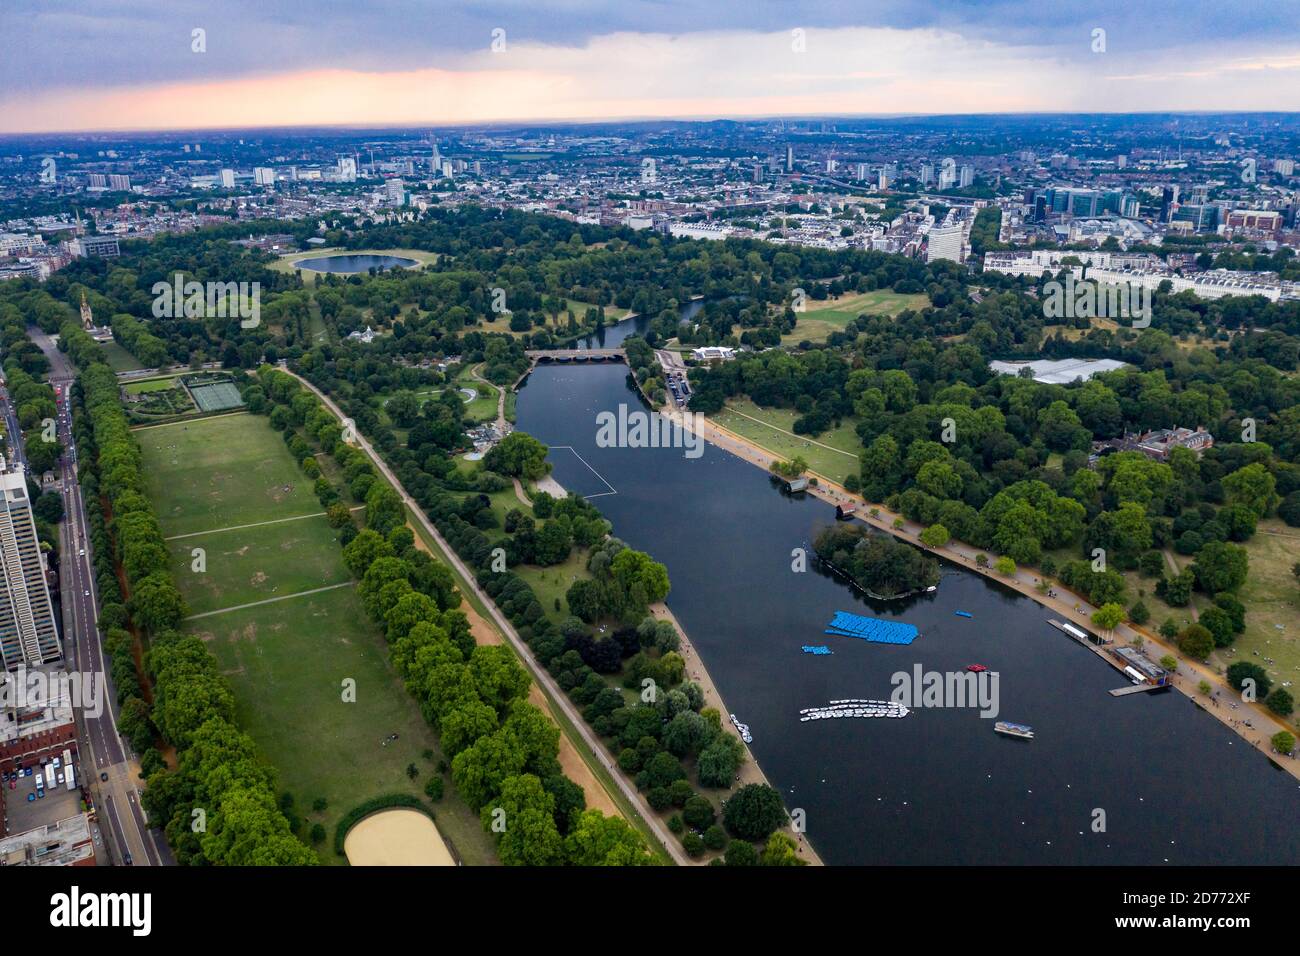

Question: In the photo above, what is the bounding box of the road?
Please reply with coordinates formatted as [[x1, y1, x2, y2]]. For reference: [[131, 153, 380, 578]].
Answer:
[[284, 369, 690, 865], [0, 382, 28, 472], [30, 325, 171, 866]]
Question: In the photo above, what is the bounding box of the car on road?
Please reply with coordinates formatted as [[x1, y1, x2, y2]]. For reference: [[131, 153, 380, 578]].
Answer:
[[123, 852, 133, 865], [26, 793, 34, 802], [100, 771, 108, 782], [83, 589, 90, 596], [78, 548, 85, 556]]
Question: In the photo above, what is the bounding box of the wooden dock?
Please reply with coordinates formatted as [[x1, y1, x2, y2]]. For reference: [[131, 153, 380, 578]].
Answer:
[[1109, 683, 1169, 697], [1046, 619, 1169, 698], [1047, 618, 1104, 647]]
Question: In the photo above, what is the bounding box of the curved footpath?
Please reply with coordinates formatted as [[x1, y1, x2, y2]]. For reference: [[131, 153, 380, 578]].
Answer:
[[658, 402, 1300, 785], [284, 371, 689, 865]]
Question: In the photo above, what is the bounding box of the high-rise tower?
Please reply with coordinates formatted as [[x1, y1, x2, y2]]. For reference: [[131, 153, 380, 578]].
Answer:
[[0, 456, 60, 671]]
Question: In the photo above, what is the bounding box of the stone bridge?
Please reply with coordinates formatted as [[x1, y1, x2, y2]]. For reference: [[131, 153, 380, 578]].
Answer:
[[524, 348, 625, 363]]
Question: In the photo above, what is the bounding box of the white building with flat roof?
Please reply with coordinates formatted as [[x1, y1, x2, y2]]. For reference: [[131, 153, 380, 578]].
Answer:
[[925, 221, 967, 264], [989, 358, 1129, 384], [0, 457, 59, 671]]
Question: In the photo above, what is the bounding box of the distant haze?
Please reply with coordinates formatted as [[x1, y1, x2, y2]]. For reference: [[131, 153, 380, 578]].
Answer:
[[2, 0, 1299, 132]]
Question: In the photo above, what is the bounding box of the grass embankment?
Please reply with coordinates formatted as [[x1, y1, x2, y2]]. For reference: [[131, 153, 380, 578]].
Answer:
[[710, 398, 862, 486]]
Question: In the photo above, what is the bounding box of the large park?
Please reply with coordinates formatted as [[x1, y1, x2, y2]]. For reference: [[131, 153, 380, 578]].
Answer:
[[136, 411, 485, 864]]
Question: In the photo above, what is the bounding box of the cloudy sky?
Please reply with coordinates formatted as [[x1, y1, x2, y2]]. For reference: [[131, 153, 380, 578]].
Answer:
[[1, 0, 1298, 132]]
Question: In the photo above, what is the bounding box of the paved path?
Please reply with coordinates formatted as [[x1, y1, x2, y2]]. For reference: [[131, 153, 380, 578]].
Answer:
[[184, 581, 354, 619], [165, 511, 326, 540], [285, 370, 691, 865]]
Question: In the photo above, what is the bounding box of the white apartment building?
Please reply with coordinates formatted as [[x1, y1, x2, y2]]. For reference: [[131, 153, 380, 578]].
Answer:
[[0, 234, 45, 257], [0, 457, 59, 671], [925, 221, 967, 264]]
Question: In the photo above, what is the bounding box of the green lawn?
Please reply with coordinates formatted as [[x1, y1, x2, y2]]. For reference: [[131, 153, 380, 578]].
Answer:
[[124, 375, 183, 395], [1209, 521, 1300, 695], [139, 411, 496, 865], [515, 550, 592, 625], [168, 517, 351, 616], [190, 585, 495, 865], [710, 398, 862, 485], [563, 299, 629, 323], [784, 289, 931, 345], [101, 340, 145, 372], [136, 413, 321, 536], [453, 366, 501, 423]]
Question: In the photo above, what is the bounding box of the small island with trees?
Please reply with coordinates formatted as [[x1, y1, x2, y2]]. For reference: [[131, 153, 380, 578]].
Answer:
[[813, 524, 941, 599]]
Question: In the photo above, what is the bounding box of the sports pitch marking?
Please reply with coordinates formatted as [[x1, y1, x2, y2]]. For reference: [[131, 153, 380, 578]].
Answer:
[[164, 506, 365, 540], [184, 581, 355, 620]]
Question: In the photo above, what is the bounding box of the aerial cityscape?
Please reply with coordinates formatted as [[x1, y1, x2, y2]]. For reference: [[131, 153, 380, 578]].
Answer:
[[0, 0, 1296, 927]]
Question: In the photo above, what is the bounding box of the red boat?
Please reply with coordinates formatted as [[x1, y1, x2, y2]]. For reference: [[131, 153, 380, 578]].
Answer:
[[965, 664, 988, 673]]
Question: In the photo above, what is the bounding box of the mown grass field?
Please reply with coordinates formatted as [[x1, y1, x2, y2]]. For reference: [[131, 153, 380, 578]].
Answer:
[[783, 289, 931, 345], [1210, 520, 1300, 692], [101, 340, 145, 372], [710, 398, 862, 485], [124, 375, 183, 395], [167, 517, 351, 616], [136, 413, 321, 536], [563, 299, 630, 323], [138, 411, 497, 865], [459, 378, 501, 423], [189, 585, 494, 865], [514, 550, 592, 625]]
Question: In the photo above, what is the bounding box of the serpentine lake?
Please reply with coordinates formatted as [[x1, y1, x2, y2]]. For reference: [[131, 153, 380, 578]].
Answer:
[[294, 253, 418, 273], [515, 358, 1300, 865]]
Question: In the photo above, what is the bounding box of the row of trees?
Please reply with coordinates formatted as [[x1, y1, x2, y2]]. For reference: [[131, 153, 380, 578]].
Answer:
[[249, 366, 651, 865], [67, 349, 314, 864], [297, 338, 801, 863]]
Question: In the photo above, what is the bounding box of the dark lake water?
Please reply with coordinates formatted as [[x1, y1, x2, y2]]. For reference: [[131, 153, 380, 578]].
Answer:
[[296, 253, 418, 273], [516, 362, 1300, 865], [575, 299, 705, 348]]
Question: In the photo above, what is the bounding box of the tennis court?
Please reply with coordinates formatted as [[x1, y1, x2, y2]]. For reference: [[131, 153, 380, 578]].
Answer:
[[189, 380, 245, 412]]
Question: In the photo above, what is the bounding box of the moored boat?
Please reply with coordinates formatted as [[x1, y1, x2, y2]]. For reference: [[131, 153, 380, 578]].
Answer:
[[994, 721, 1034, 739]]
